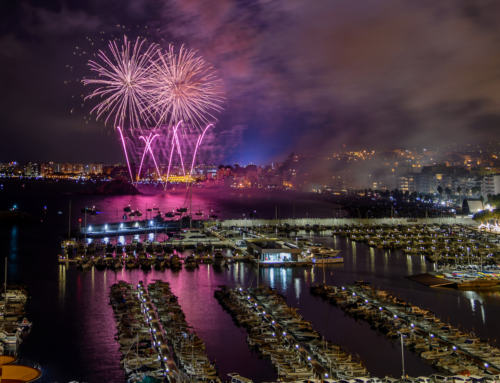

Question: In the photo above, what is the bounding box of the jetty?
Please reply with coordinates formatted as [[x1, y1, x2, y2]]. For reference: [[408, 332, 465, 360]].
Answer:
[[215, 285, 369, 380], [311, 282, 500, 376]]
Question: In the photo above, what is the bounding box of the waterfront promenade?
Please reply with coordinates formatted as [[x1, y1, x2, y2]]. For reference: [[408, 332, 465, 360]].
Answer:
[[219, 217, 475, 228], [79, 217, 476, 237]]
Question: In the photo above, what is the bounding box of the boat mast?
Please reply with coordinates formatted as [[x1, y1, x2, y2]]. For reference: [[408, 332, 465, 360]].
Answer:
[[2, 257, 6, 328], [84, 207, 87, 244], [257, 257, 259, 286], [68, 200, 71, 239], [323, 261, 326, 284], [189, 179, 192, 229]]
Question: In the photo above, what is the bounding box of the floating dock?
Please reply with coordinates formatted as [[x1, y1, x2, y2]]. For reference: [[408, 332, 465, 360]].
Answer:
[[406, 273, 500, 289], [405, 273, 455, 288]]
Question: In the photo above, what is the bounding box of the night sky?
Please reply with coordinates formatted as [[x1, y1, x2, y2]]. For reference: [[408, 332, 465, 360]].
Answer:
[[1, 1, 500, 165]]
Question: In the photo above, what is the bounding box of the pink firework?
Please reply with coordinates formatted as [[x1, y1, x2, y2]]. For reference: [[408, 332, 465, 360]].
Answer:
[[83, 36, 157, 130], [147, 45, 224, 132]]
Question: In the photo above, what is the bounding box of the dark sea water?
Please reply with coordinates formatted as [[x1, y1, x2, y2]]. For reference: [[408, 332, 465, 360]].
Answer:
[[0, 179, 499, 383]]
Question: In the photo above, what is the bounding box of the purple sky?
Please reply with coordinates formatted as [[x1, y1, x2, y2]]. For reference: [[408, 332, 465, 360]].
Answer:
[[1, 0, 500, 165]]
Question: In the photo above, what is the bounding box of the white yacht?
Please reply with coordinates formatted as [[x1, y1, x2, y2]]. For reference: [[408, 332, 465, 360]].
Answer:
[[169, 230, 220, 244], [306, 248, 343, 264]]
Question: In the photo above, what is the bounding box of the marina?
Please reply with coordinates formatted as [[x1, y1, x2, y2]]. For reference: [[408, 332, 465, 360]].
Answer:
[[2, 183, 500, 382], [48, 211, 500, 382]]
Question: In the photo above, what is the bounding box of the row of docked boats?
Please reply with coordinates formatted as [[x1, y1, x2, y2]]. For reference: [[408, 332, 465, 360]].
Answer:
[[330, 224, 500, 267], [311, 282, 499, 376], [76, 251, 228, 271], [0, 285, 33, 352], [215, 286, 318, 380], [109, 281, 165, 381], [215, 284, 369, 380], [146, 280, 221, 382], [69, 239, 217, 257]]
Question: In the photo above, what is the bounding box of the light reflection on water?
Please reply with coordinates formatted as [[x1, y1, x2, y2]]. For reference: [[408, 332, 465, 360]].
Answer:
[[12, 232, 500, 382], [2, 183, 500, 382]]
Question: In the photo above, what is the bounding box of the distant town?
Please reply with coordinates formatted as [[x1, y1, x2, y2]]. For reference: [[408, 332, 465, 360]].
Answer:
[[3, 143, 500, 199]]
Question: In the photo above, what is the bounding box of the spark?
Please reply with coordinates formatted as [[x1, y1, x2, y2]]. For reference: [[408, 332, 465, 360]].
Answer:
[[82, 36, 157, 130], [147, 45, 223, 132]]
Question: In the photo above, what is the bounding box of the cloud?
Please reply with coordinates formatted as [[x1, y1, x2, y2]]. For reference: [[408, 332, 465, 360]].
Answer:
[[2, 0, 500, 164], [151, 0, 500, 157]]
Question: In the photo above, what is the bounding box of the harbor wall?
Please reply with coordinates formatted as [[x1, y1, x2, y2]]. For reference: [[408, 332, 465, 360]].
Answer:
[[79, 216, 476, 235], [219, 217, 476, 228]]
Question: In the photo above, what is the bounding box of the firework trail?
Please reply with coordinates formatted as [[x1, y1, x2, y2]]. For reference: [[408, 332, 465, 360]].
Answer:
[[147, 45, 223, 132], [137, 133, 163, 188], [165, 121, 183, 186], [83, 36, 157, 129], [117, 127, 134, 182], [190, 124, 213, 178]]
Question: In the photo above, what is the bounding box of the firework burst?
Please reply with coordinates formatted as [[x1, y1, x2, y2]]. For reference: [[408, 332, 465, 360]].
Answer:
[[82, 36, 157, 129], [147, 45, 223, 132]]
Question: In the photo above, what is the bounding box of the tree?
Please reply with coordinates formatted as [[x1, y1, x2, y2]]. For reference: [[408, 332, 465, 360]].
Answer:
[[480, 195, 485, 204], [456, 186, 462, 205], [445, 187, 452, 199], [473, 210, 492, 226], [437, 186, 443, 200], [488, 194, 500, 209], [471, 186, 481, 196], [465, 187, 470, 196]]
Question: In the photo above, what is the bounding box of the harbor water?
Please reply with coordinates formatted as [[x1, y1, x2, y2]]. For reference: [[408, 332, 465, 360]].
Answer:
[[1, 179, 500, 382]]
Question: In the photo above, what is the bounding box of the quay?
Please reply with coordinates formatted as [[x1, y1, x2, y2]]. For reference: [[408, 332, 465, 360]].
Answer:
[[218, 217, 476, 229], [78, 217, 476, 237]]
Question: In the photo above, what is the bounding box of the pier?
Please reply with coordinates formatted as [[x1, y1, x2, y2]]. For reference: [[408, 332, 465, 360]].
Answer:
[[215, 285, 369, 380], [311, 283, 500, 375]]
